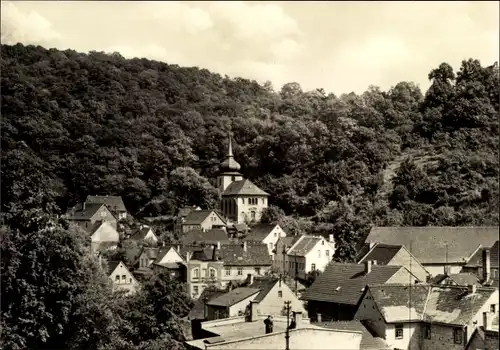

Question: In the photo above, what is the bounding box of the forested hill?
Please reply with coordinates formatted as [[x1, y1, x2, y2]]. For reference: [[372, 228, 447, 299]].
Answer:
[[1, 44, 499, 255]]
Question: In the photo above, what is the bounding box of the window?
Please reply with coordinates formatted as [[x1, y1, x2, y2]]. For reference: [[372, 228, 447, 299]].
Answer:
[[424, 324, 431, 339], [237, 267, 243, 275], [278, 291, 283, 298], [193, 286, 199, 295], [255, 267, 261, 275], [493, 269, 498, 278], [101, 210, 106, 217], [210, 269, 216, 278], [453, 328, 462, 344], [115, 275, 120, 282], [231, 176, 235, 181], [321, 240, 325, 245], [311, 263, 316, 271], [318, 250, 321, 257], [491, 304, 496, 313], [261, 198, 264, 204], [251, 211, 256, 220], [274, 232, 277, 237], [325, 250, 330, 257], [242, 198, 245, 204], [129, 278, 132, 283], [193, 268, 199, 278], [395, 324, 403, 339], [225, 267, 231, 276], [122, 275, 126, 281]]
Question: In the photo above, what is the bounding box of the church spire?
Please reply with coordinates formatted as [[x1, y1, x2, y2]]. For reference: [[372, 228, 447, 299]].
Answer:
[[228, 133, 233, 158], [220, 133, 241, 172]]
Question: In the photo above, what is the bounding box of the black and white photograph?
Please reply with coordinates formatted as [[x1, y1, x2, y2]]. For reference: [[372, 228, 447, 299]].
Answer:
[[1, 1, 499, 349]]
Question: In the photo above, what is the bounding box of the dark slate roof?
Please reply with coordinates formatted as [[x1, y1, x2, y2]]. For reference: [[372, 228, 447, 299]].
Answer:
[[221, 179, 269, 196], [358, 243, 403, 265], [106, 260, 122, 276], [247, 277, 279, 303], [317, 321, 391, 350], [288, 236, 323, 256], [301, 262, 404, 305], [465, 241, 499, 268], [183, 210, 226, 225], [129, 226, 156, 241], [280, 236, 300, 248], [142, 247, 160, 260], [86, 195, 127, 212], [243, 223, 279, 242], [188, 288, 227, 320], [179, 246, 217, 262], [355, 243, 373, 262], [67, 203, 106, 220], [369, 284, 498, 325], [178, 206, 201, 218], [207, 287, 261, 307], [181, 229, 230, 245], [365, 227, 499, 264], [219, 242, 272, 266]]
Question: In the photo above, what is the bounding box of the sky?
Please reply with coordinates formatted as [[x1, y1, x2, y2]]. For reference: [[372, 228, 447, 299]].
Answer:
[[1, 1, 498, 95]]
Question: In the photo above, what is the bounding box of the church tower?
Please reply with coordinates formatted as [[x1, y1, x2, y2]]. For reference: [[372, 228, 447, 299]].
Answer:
[[217, 135, 244, 192]]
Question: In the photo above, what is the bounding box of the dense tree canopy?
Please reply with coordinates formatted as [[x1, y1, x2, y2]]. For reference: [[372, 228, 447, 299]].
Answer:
[[1, 43, 498, 260]]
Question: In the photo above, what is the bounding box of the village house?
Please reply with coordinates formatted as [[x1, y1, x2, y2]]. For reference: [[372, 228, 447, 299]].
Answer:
[[106, 260, 139, 295], [128, 224, 158, 243], [150, 245, 186, 279], [205, 287, 261, 320], [354, 284, 499, 350], [465, 311, 499, 350], [181, 210, 227, 233], [462, 241, 499, 288], [301, 261, 421, 322], [242, 223, 287, 256], [85, 195, 128, 220], [226, 222, 249, 239], [357, 242, 431, 283], [218, 241, 272, 286], [217, 136, 269, 224], [431, 272, 482, 287], [174, 206, 202, 234], [184, 246, 225, 299], [88, 221, 120, 253], [272, 235, 300, 274], [185, 314, 365, 350], [316, 321, 391, 349], [274, 235, 335, 280], [364, 226, 499, 276], [66, 202, 117, 231]]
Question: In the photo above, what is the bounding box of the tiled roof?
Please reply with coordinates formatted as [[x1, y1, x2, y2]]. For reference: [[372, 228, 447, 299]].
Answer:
[[247, 277, 279, 303], [301, 262, 404, 305], [129, 226, 156, 241], [207, 287, 260, 307], [179, 245, 217, 262], [317, 321, 391, 350], [288, 236, 323, 256], [183, 210, 215, 225], [86, 195, 127, 212], [178, 206, 201, 218], [221, 179, 269, 196], [142, 247, 160, 260], [358, 244, 403, 265], [243, 223, 279, 242], [369, 284, 498, 325], [67, 203, 106, 220], [181, 229, 230, 245], [280, 236, 300, 248], [188, 288, 227, 320], [106, 260, 121, 276], [365, 227, 499, 264], [448, 273, 481, 286], [152, 247, 172, 263], [219, 242, 272, 266], [464, 241, 499, 268]]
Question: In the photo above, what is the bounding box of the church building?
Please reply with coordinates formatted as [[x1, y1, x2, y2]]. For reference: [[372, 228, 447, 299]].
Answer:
[[217, 136, 269, 224]]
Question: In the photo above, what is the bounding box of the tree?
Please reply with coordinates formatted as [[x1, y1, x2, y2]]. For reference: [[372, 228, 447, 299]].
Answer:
[[167, 167, 219, 209]]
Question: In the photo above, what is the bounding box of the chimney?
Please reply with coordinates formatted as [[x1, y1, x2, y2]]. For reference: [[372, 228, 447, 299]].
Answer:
[[482, 249, 491, 283], [483, 311, 492, 331], [467, 284, 477, 294], [82, 202, 86, 211], [186, 252, 191, 263], [177, 245, 181, 252], [365, 260, 372, 274], [329, 234, 334, 243], [247, 273, 254, 285], [243, 241, 247, 252], [217, 241, 221, 250], [294, 311, 303, 328]]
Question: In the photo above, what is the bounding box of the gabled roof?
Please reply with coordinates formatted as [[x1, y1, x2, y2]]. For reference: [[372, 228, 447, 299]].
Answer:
[[182, 229, 230, 245], [464, 241, 499, 268], [247, 277, 280, 303], [301, 262, 405, 305], [368, 284, 498, 326], [279, 236, 300, 248], [154, 246, 180, 263], [207, 287, 261, 307], [129, 226, 156, 241], [432, 273, 481, 286], [188, 288, 227, 320], [67, 203, 108, 220], [358, 244, 403, 265], [106, 260, 121, 276], [86, 195, 126, 212], [317, 321, 391, 350], [179, 245, 218, 262], [183, 210, 226, 225], [219, 242, 272, 266], [221, 179, 269, 196], [243, 223, 280, 242], [178, 206, 201, 218], [365, 227, 499, 264], [288, 236, 325, 256]]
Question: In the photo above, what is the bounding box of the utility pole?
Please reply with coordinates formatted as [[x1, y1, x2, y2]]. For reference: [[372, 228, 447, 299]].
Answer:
[[295, 255, 298, 294], [284, 301, 291, 350]]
